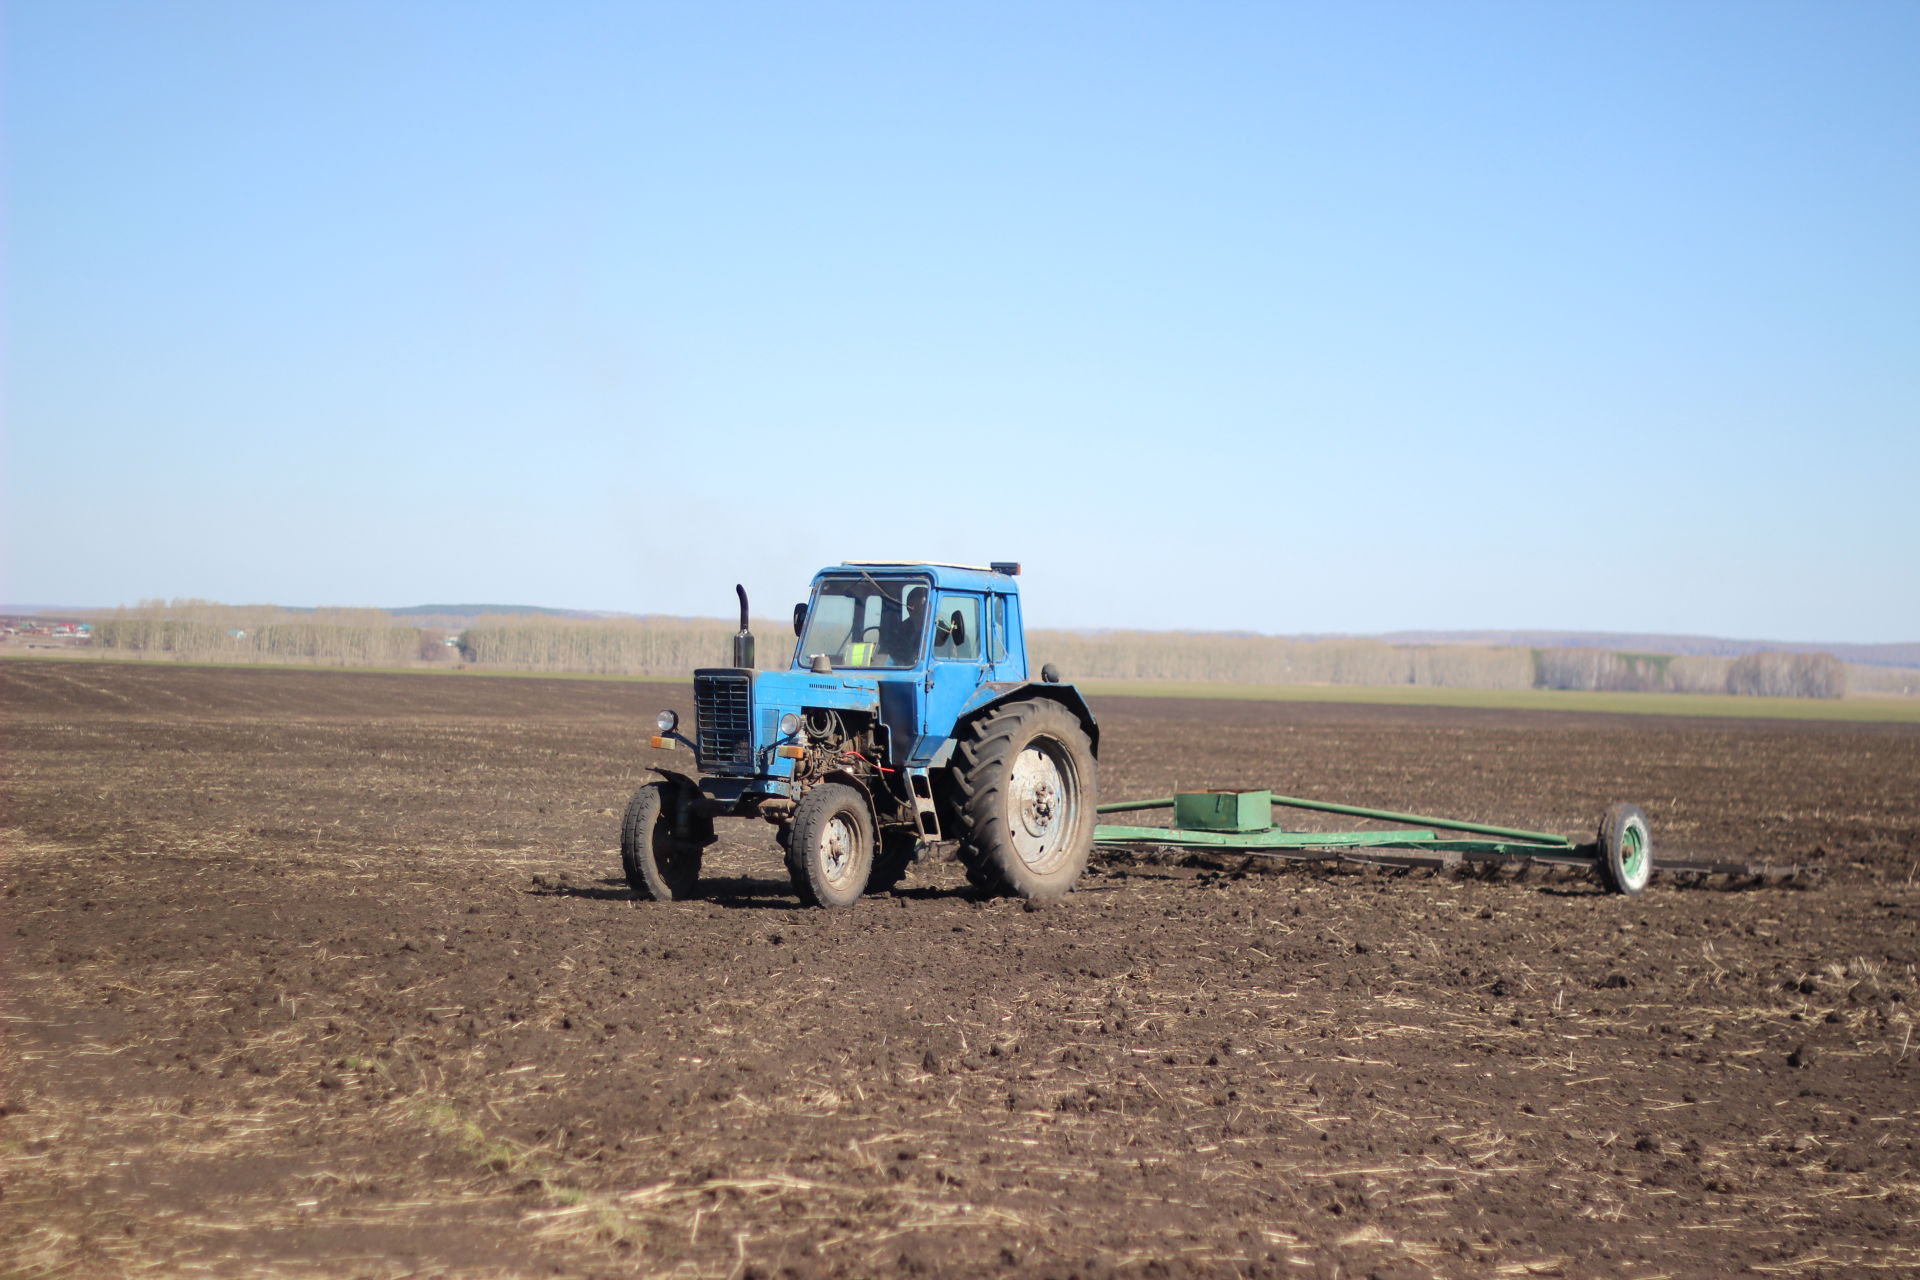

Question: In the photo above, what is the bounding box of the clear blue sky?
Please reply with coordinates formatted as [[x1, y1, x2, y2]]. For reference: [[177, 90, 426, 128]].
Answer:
[[6, 1, 1916, 641]]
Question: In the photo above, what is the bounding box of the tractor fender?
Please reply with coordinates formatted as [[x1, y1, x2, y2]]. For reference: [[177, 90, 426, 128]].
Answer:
[[951, 682, 1100, 756], [812, 768, 879, 815], [648, 765, 702, 795], [643, 765, 719, 845]]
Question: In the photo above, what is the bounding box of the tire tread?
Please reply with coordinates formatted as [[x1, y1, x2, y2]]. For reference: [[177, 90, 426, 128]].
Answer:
[[786, 782, 875, 908], [948, 700, 1096, 899], [620, 781, 703, 901]]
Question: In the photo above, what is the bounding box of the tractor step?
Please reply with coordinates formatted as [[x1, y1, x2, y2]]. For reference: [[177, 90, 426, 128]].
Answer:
[[905, 767, 942, 841]]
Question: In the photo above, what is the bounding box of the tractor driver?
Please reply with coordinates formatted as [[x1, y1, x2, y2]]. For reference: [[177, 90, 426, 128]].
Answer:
[[880, 586, 929, 666]]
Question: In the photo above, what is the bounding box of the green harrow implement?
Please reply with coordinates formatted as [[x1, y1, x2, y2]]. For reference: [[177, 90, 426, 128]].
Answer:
[[1093, 791, 1809, 892]]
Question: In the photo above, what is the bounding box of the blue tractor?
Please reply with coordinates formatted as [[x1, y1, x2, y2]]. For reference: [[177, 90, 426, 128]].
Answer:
[[623, 561, 1099, 907]]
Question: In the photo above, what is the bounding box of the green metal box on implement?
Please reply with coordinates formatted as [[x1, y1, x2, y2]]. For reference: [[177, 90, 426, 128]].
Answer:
[[620, 562, 1101, 908], [1174, 790, 1275, 833]]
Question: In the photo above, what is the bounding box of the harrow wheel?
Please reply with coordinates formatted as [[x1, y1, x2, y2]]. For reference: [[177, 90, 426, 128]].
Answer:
[[786, 783, 875, 909], [1597, 802, 1653, 895], [620, 781, 707, 901]]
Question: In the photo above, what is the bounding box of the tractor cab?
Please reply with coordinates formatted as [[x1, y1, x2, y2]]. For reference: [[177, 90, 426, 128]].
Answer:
[[794, 564, 1015, 676], [785, 563, 1031, 768]]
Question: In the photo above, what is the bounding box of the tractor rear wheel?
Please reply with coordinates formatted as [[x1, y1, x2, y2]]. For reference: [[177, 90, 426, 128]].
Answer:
[[951, 699, 1096, 899], [1597, 802, 1653, 895], [785, 783, 875, 908], [620, 781, 706, 901]]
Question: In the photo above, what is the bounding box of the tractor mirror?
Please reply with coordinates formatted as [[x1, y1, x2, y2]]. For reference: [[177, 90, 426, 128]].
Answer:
[[948, 611, 966, 647], [792, 603, 807, 637]]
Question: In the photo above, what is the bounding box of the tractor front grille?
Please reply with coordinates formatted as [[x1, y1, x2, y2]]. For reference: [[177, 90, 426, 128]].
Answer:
[[694, 671, 754, 771]]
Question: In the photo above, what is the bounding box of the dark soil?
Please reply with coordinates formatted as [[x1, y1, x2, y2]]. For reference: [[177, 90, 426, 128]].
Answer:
[[4, 660, 1916, 1279]]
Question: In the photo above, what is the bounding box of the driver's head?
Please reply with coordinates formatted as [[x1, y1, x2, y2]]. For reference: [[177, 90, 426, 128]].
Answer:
[[905, 586, 927, 616]]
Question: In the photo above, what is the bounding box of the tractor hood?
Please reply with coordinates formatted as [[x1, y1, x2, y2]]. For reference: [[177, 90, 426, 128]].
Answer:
[[695, 671, 887, 802], [688, 665, 891, 799], [695, 576, 895, 788], [752, 668, 884, 719]]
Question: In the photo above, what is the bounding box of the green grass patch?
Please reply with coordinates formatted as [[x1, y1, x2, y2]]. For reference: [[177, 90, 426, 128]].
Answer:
[[414, 1100, 530, 1174], [411, 1098, 643, 1249], [1076, 679, 1920, 723]]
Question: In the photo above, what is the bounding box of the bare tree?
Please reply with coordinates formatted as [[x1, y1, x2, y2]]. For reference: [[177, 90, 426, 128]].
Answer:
[[1727, 651, 1846, 699]]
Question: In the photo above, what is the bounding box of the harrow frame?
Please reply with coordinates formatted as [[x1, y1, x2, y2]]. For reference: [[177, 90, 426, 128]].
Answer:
[[1092, 791, 1809, 889]]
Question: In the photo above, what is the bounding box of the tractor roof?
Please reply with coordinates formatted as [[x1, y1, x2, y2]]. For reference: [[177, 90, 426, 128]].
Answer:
[[841, 560, 997, 571], [826, 562, 1021, 592]]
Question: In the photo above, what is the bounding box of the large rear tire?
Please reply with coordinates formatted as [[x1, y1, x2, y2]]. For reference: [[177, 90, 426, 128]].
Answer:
[[620, 781, 705, 901], [785, 783, 875, 908], [950, 700, 1096, 899], [1597, 802, 1653, 895]]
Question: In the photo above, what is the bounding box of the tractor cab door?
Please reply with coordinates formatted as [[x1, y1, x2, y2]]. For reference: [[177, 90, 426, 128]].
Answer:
[[907, 591, 986, 764], [983, 590, 1024, 682]]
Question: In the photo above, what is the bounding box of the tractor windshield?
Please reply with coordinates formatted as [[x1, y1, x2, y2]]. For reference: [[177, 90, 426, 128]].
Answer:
[[798, 576, 931, 670]]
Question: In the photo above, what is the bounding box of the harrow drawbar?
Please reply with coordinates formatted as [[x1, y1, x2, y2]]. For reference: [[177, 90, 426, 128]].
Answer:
[[1092, 791, 1813, 892]]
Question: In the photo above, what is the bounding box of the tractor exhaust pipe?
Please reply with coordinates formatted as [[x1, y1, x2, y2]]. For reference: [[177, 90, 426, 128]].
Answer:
[[732, 584, 755, 669]]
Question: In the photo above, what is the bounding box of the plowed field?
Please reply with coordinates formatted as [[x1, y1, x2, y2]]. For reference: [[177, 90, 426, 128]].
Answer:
[[5, 661, 1916, 1279]]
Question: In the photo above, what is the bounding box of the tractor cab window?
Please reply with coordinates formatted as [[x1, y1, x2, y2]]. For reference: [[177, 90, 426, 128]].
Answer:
[[797, 576, 930, 669], [932, 594, 982, 662]]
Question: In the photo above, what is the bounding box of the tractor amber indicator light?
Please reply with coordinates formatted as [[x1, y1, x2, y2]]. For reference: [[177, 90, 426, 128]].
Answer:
[[775, 744, 806, 759], [649, 736, 677, 750]]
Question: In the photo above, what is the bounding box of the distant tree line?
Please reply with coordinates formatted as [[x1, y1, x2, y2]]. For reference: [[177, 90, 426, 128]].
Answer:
[[90, 600, 432, 667], [455, 615, 779, 675], [77, 601, 1880, 699], [1725, 651, 1848, 699], [1027, 632, 1535, 689], [1846, 663, 1920, 696], [1032, 633, 1849, 699], [1530, 647, 1847, 698]]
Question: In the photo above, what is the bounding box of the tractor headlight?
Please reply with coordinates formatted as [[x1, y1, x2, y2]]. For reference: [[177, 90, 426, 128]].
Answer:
[[656, 709, 679, 733], [778, 712, 801, 737]]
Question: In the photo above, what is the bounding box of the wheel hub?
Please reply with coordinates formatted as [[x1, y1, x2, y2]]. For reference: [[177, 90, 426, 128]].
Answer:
[[820, 815, 857, 885], [1010, 744, 1074, 872], [1621, 826, 1647, 881]]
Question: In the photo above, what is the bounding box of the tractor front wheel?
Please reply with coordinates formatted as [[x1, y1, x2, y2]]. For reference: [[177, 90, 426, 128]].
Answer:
[[786, 783, 875, 908], [951, 699, 1097, 899], [620, 781, 706, 901], [1597, 802, 1653, 895]]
